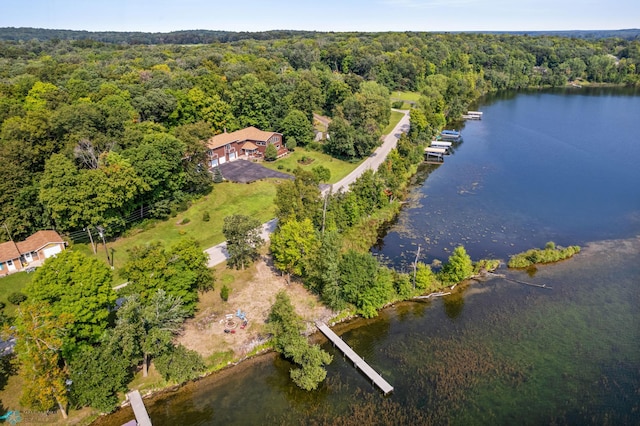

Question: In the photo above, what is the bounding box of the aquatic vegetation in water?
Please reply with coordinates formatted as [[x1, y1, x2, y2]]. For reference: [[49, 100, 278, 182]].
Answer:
[[507, 242, 580, 269]]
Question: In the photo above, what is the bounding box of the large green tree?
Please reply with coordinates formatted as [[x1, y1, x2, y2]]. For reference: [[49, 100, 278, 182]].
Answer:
[[26, 250, 117, 355], [270, 218, 319, 282], [120, 238, 213, 313], [10, 302, 70, 419], [222, 214, 264, 270], [267, 291, 332, 390], [274, 168, 322, 224]]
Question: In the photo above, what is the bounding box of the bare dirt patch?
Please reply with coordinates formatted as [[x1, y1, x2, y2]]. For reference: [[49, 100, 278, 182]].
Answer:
[[177, 255, 334, 361]]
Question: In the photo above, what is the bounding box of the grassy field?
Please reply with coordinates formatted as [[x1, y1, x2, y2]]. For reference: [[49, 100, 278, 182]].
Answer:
[[383, 110, 406, 135], [0, 272, 32, 316], [391, 90, 421, 102], [261, 147, 358, 183], [391, 90, 421, 109], [76, 179, 279, 273]]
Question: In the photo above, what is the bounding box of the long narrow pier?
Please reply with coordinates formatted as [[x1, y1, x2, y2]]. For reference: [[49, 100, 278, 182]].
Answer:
[[127, 390, 152, 426], [316, 322, 394, 395]]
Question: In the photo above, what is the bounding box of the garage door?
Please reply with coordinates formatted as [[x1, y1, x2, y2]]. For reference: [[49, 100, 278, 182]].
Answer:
[[218, 156, 227, 164], [43, 245, 63, 258], [210, 158, 219, 167], [229, 152, 237, 161]]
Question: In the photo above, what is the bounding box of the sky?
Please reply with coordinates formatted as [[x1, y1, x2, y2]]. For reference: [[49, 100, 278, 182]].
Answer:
[[1, 0, 638, 33]]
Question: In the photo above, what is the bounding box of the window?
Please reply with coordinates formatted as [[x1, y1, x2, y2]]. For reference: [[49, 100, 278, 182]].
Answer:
[[7, 260, 13, 267]]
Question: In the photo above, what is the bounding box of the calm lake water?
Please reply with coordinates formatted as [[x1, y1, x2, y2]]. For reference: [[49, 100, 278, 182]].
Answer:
[[96, 88, 640, 426]]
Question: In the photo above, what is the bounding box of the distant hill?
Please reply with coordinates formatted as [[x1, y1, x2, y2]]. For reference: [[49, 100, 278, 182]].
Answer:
[[0, 27, 638, 45], [479, 29, 640, 40]]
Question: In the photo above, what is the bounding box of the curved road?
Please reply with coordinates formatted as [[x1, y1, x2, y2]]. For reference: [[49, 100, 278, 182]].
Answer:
[[205, 109, 411, 267]]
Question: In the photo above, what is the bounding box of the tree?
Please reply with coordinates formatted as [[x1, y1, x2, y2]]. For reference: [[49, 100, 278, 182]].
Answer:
[[10, 302, 70, 418], [440, 245, 473, 284], [280, 109, 314, 146], [270, 218, 319, 282], [222, 214, 264, 270], [274, 168, 322, 224], [267, 291, 332, 390], [154, 344, 205, 384], [120, 238, 213, 313], [264, 143, 278, 161], [339, 250, 392, 318], [69, 343, 131, 413], [26, 250, 117, 355], [311, 165, 331, 183], [415, 262, 438, 291], [305, 231, 344, 309], [326, 116, 356, 159]]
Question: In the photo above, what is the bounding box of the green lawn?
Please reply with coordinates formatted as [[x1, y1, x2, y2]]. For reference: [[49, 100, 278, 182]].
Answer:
[[391, 90, 421, 102], [261, 147, 358, 183], [383, 110, 405, 135], [77, 179, 279, 272], [0, 271, 32, 316]]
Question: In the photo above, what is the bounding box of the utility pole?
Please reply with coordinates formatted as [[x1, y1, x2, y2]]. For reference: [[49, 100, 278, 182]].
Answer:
[[321, 188, 331, 235], [412, 244, 421, 289], [85, 227, 96, 254], [2, 222, 13, 242], [96, 226, 112, 268]]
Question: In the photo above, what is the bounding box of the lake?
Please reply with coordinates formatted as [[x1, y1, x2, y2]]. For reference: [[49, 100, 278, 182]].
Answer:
[[96, 88, 640, 426]]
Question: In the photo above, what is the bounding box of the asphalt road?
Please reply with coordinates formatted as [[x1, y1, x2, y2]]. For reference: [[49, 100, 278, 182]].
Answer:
[[204, 110, 411, 267]]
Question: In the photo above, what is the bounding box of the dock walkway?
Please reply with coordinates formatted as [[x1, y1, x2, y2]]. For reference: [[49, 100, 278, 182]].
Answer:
[[316, 322, 393, 395], [127, 390, 152, 426]]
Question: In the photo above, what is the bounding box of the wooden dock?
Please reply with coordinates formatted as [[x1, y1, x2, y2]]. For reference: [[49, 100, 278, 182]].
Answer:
[[316, 322, 394, 395], [127, 390, 152, 426]]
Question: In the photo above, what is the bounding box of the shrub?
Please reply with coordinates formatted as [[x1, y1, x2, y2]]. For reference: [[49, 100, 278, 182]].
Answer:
[[202, 211, 210, 222], [415, 262, 438, 291], [154, 345, 206, 384], [307, 141, 322, 151], [508, 243, 581, 268], [439, 246, 473, 284], [0, 301, 5, 310], [8, 292, 27, 305], [220, 284, 229, 302], [264, 143, 278, 161], [392, 100, 404, 109], [286, 137, 297, 151], [180, 217, 191, 225]]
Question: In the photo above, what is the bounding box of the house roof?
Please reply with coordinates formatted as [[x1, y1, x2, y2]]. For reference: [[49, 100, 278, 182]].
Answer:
[[0, 241, 20, 263], [206, 127, 281, 150], [242, 142, 258, 151], [16, 230, 65, 254]]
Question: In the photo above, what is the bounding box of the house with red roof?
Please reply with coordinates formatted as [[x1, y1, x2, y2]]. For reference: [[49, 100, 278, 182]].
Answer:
[[205, 126, 287, 167], [0, 230, 66, 275]]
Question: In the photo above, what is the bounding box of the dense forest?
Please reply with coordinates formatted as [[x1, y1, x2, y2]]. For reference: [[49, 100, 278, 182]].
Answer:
[[1, 29, 639, 242], [1, 27, 639, 44]]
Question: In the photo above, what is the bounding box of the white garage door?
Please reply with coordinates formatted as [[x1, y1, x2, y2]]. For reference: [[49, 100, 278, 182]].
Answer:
[[43, 245, 63, 258], [210, 158, 219, 167], [218, 156, 227, 164], [229, 152, 237, 161]]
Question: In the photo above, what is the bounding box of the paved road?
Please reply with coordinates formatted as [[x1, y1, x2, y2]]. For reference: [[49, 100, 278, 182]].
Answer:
[[330, 109, 410, 194], [204, 110, 411, 267]]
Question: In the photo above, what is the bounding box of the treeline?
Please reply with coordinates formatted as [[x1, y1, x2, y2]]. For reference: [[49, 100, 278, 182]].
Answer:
[[0, 27, 322, 44], [2, 28, 639, 45], [1, 32, 639, 242]]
